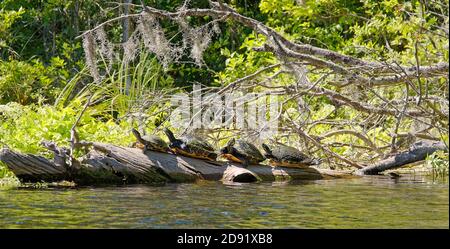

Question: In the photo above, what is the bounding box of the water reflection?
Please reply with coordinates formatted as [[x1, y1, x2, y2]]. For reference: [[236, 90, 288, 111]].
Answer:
[[0, 174, 448, 228]]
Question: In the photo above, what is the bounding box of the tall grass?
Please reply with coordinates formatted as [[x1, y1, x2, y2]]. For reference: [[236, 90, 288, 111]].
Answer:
[[425, 151, 449, 178], [55, 51, 175, 122]]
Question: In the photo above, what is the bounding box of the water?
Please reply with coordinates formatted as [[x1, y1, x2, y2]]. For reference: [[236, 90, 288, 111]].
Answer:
[[0, 175, 448, 228]]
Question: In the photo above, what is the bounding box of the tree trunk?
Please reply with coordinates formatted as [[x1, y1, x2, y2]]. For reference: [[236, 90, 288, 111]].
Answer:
[[356, 141, 448, 175], [73, 0, 80, 38], [122, 0, 132, 95]]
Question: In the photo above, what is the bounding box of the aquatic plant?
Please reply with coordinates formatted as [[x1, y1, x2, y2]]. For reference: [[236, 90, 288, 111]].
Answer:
[[425, 151, 449, 177]]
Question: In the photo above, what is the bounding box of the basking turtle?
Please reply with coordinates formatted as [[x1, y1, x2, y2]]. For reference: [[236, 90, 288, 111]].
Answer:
[[163, 128, 217, 161], [131, 128, 169, 153], [219, 138, 265, 167], [261, 143, 320, 168]]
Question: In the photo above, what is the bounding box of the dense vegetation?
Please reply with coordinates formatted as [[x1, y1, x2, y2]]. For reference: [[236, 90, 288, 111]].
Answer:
[[0, 0, 448, 184]]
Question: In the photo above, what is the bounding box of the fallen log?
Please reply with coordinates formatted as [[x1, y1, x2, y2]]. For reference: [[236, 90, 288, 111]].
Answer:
[[0, 142, 355, 185], [2, 140, 445, 185], [356, 141, 448, 175]]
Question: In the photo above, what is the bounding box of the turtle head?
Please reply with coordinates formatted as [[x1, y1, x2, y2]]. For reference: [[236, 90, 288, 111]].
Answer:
[[131, 128, 146, 145], [220, 138, 235, 154], [163, 128, 177, 143], [261, 143, 274, 159], [131, 128, 141, 139]]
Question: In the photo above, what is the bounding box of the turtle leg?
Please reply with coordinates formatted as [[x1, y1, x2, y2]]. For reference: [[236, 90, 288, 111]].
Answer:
[[144, 144, 154, 152]]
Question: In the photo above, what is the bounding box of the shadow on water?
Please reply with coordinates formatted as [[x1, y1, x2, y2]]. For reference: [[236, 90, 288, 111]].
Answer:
[[0, 174, 448, 228]]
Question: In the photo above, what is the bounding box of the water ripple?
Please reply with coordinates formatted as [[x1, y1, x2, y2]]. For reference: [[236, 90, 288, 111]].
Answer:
[[0, 175, 448, 228]]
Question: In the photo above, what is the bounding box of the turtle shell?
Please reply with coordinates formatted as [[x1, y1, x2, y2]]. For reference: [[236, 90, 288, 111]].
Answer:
[[182, 135, 215, 152], [171, 136, 216, 161], [141, 135, 169, 152], [222, 139, 265, 164], [163, 128, 217, 161], [132, 128, 169, 153], [263, 143, 319, 168]]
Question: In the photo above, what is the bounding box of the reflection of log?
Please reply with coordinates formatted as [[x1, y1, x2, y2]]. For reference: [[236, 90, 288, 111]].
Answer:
[[357, 141, 448, 175], [0, 142, 355, 185]]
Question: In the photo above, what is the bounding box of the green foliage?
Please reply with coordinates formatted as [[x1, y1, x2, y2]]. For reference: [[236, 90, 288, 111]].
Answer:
[[0, 0, 266, 103], [0, 0, 448, 177], [257, 0, 449, 61], [259, 0, 364, 50], [425, 151, 449, 177], [217, 32, 275, 84], [0, 102, 135, 156], [0, 57, 70, 105], [0, 0, 113, 60], [0, 7, 24, 51]]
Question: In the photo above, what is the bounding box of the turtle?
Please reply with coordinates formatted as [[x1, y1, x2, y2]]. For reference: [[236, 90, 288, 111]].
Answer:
[[261, 143, 321, 168], [163, 128, 218, 161], [131, 128, 169, 153], [219, 138, 265, 167]]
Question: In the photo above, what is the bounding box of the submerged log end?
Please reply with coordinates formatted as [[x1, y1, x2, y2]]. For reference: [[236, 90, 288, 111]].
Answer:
[[222, 165, 260, 182]]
